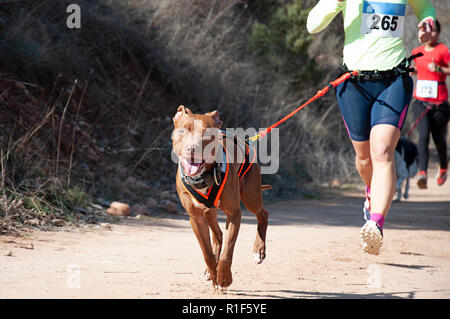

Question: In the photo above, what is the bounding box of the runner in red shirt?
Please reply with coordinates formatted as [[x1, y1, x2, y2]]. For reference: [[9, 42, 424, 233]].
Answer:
[[411, 20, 450, 187]]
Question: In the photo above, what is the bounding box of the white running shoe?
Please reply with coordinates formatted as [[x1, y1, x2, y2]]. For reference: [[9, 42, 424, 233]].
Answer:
[[360, 220, 383, 255]]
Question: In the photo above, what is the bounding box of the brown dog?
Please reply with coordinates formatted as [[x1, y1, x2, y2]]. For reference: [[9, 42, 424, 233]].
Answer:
[[172, 105, 270, 290]]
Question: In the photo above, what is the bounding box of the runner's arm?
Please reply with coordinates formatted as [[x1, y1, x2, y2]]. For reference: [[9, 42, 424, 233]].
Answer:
[[431, 50, 450, 75], [439, 48, 450, 75], [306, 0, 345, 34], [436, 64, 450, 75], [409, 0, 435, 23], [409, 0, 436, 43]]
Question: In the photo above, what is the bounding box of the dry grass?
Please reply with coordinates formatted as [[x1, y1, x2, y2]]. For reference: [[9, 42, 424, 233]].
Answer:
[[113, 0, 356, 186], [11, 0, 449, 234], [0, 0, 356, 201]]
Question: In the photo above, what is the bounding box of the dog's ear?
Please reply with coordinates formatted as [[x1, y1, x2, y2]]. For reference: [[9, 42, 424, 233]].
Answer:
[[173, 105, 192, 123], [209, 110, 222, 128]]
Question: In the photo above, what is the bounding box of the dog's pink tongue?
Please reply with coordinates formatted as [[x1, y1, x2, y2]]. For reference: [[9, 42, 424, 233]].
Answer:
[[183, 159, 202, 175]]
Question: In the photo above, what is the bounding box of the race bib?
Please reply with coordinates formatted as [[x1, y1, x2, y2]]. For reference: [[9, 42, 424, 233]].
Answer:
[[360, 1, 405, 38], [416, 80, 438, 98]]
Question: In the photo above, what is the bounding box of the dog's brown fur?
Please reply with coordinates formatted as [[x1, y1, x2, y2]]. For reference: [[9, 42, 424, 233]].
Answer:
[[172, 105, 269, 289]]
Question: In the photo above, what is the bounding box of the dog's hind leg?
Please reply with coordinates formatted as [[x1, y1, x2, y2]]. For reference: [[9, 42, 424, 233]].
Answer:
[[240, 165, 269, 264], [404, 177, 410, 199], [395, 179, 402, 202], [203, 209, 223, 281], [251, 206, 269, 264]]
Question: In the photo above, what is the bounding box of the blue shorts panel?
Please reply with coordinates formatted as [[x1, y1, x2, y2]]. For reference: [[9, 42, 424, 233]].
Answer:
[[336, 75, 413, 142]]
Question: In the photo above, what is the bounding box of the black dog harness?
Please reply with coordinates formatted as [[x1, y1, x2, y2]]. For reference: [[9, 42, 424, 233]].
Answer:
[[179, 131, 255, 208]]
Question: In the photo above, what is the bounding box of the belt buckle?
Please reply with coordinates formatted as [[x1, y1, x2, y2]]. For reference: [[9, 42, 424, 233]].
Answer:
[[373, 71, 381, 80]]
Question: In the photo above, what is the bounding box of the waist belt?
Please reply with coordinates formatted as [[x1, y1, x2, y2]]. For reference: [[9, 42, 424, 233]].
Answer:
[[338, 53, 424, 93]]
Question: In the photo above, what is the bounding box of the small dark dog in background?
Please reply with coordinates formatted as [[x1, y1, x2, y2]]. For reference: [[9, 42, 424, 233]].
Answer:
[[394, 136, 419, 201]]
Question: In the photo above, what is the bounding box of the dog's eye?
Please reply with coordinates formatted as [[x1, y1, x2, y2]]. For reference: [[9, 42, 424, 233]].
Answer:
[[176, 128, 187, 136]]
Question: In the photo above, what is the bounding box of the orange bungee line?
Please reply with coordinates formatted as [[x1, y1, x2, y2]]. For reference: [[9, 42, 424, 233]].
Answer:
[[247, 70, 359, 142]]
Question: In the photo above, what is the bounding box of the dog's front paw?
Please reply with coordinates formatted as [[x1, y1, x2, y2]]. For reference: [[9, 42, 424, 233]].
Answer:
[[216, 260, 232, 288], [204, 269, 212, 281]]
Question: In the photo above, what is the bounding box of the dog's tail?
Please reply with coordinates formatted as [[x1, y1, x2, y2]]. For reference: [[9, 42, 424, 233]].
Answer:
[[261, 184, 272, 191]]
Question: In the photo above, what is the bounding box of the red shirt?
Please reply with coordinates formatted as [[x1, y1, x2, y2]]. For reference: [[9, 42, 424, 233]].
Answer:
[[412, 43, 450, 104]]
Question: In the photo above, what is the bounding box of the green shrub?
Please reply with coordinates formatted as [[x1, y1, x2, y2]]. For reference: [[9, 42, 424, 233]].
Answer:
[[245, 0, 279, 22], [249, 0, 318, 81]]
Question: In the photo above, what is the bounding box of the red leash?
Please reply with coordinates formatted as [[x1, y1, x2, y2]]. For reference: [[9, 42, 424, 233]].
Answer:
[[405, 103, 432, 137], [248, 71, 359, 142]]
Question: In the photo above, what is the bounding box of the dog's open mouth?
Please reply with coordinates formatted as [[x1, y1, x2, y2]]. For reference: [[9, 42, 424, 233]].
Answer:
[[180, 157, 206, 176]]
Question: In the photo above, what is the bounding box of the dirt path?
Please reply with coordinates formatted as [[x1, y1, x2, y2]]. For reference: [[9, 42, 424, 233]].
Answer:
[[1, 167, 449, 299]]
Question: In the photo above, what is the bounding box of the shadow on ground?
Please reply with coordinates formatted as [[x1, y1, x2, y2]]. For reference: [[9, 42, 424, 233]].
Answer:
[[119, 195, 450, 232], [240, 196, 450, 231], [224, 288, 421, 299]]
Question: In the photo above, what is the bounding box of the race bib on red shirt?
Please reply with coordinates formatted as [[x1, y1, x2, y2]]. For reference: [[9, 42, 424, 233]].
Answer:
[[416, 80, 438, 98]]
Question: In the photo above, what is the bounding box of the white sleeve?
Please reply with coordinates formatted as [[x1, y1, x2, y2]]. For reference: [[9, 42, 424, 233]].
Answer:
[[307, 0, 345, 34]]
